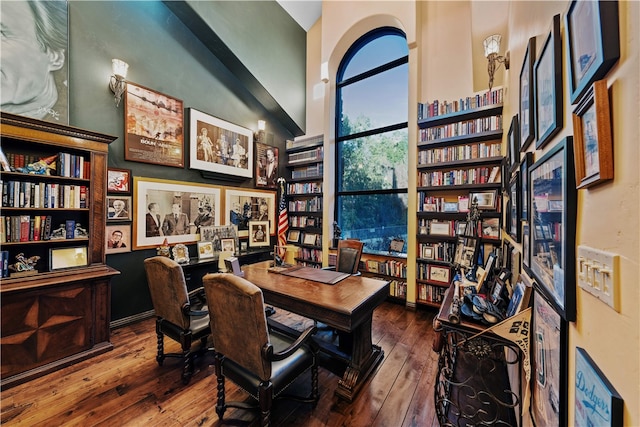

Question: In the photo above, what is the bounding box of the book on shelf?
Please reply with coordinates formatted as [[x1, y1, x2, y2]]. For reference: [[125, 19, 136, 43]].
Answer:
[[418, 88, 504, 119], [65, 220, 76, 239]]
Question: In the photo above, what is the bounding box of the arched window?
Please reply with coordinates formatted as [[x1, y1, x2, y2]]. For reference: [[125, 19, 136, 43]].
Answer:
[[335, 28, 408, 254]]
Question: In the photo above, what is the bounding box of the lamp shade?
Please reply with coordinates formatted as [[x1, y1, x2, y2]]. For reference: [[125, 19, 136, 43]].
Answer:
[[483, 35, 502, 57], [112, 59, 129, 78]]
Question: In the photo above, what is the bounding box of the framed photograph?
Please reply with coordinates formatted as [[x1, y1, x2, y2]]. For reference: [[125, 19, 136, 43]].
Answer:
[[171, 243, 189, 263], [225, 188, 276, 238], [188, 108, 253, 179], [453, 235, 480, 270], [256, 142, 279, 188], [107, 168, 132, 193], [531, 290, 567, 427], [520, 37, 536, 151], [200, 225, 238, 253], [456, 221, 468, 236], [529, 137, 577, 321], [506, 273, 533, 318], [50, 246, 88, 271], [422, 246, 434, 260], [442, 202, 458, 213], [133, 177, 221, 250], [287, 230, 300, 243], [520, 152, 533, 222], [106, 224, 132, 254], [507, 114, 520, 173], [197, 241, 214, 260], [427, 265, 451, 285], [508, 171, 521, 242], [429, 221, 451, 236], [220, 238, 236, 253], [534, 14, 563, 150], [107, 196, 133, 221], [575, 347, 623, 427], [566, 0, 620, 105], [124, 82, 184, 167], [303, 233, 318, 246], [248, 220, 269, 247], [522, 222, 531, 274], [469, 190, 497, 210], [572, 80, 614, 189]]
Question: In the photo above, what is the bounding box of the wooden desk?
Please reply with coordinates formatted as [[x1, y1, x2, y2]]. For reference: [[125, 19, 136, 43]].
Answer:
[[241, 261, 389, 401]]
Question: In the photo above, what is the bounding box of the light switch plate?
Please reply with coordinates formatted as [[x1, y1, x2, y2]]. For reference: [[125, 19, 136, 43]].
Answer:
[[577, 245, 620, 312]]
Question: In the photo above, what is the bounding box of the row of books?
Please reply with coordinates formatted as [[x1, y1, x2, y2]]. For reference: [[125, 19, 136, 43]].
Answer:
[[287, 147, 323, 164], [418, 142, 502, 165], [419, 116, 503, 142], [417, 283, 447, 304], [418, 166, 500, 187], [291, 163, 323, 179], [389, 280, 407, 298], [2, 181, 89, 209], [418, 88, 504, 119], [286, 135, 323, 150], [288, 215, 321, 228], [1, 215, 55, 243], [418, 194, 477, 213], [418, 242, 456, 262], [364, 259, 407, 278], [3, 151, 90, 178], [287, 182, 322, 194], [297, 247, 322, 263], [288, 196, 322, 213]]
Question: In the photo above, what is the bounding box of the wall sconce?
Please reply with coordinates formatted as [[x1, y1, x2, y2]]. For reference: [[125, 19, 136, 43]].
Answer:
[[255, 120, 266, 143], [258, 120, 266, 131], [483, 35, 509, 91], [320, 62, 329, 83], [109, 58, 129, 107]]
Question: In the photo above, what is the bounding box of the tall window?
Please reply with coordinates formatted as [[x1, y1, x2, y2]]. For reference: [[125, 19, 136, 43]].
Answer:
[[335, 28, 408, 254]]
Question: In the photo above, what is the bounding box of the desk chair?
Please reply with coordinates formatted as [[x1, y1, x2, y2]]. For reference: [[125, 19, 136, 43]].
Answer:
[[328, 239, 364, 274], [144, 256, 211, 384], [203, 273, 318, 426]]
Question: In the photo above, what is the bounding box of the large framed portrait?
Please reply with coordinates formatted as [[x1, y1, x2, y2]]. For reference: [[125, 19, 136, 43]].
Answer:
[[224, 188, 276, 238], [519, 37, 536, 152], [0, 1, 69, 124], [529, 137, 577, 321], [105, 224, 131, 255], [107, 168, 132, 194], [124, 82, 184, 167], [255, 142, 279, 188], [133, 177, 221, 249], [188, 108, 253, 179], [534, 14, 563, 150], [106, 195, 132, 221], [572, 80, 614, 189], [565, 0, 620, 105]]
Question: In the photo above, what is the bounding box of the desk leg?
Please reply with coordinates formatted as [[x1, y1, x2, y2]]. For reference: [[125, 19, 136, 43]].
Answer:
[[334, 316, 384, 402]]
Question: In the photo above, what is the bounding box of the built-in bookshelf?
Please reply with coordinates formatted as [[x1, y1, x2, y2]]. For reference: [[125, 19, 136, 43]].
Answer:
[[285, 135, 323, 267], [416, 89, 505, 309]]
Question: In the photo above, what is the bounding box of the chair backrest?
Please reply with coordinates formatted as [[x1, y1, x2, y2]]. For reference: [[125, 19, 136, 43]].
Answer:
[[143, 256, 190, 329], [336, 239, 364, 274], [202, 273, 271, 380]]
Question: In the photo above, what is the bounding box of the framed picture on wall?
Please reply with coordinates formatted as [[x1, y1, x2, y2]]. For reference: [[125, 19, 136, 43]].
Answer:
[[225, 188, 276, 238], [508, 171, 521, 242], [507, 114, 520, 173], [519, 37, 536, 152], [520, 152, 533, 222], [106, 195, 133, 221], [255, 142, 279, 189], [124, 82, 184, 168], [105, 225, 131, 255], [107, 168, 132, 193]]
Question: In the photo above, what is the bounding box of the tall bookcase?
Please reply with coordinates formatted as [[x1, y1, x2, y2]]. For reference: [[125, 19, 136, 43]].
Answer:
[[0, 112, 118, 389], [415, 91, 504, 309], [285, 135, 323, 267]]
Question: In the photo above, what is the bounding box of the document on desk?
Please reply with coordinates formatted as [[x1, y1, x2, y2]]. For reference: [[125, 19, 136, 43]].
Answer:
[[278, 266, 351, 285]]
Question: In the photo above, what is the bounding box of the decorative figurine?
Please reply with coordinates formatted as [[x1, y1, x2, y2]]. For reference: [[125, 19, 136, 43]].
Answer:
[[50, 224, 68, 240], [332, 221, 342, 248], [9, 253, 40, 276], [75, 223, 89, 238], [156, 238, 171, 257], [16, 154, 57, 175]]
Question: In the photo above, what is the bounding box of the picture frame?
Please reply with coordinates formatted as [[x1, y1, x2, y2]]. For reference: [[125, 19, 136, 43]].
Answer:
[[106, 224, 132, 254], [529, 137, 577, 321], [422, 246, 434, 260], [197, 241, 214, 260], [520, 37, 536, 151], [522, 222, 531, 274], [534, 14, 563, 150], [574, 347, 623, 427], [506, 273, 533, 318], [199, 225, 238, 253], [481, 218, 500, 239], [453, 235, 480, 270], [287, 229, 300, 243], [508, 171, 521, 242], [125, 82, 184, 167], [442, 202, 459, 213], [106, 195, 133, 221], [520, 152, 533, 222], [225, 188, 276, 238], [469, 190, 497, 210], [429, 221, 451, 236], [220, 238, 236, 254], [572, 80, 614, 189], [507, 114, 520, 173], [248, 220, 270, 247], [107, 168, 132, 193], [188, 108, 253, 179], [565, 0, 620, 105], [255, 142, 279, 188], [427, 264, 451, 285], [133, 177, 221, 250], [303, 233, 318, 246], [50, 246, 88, 271], [531, 290, 567, 427], [456, 221, 468, 236], [171, 243, 190, 263]]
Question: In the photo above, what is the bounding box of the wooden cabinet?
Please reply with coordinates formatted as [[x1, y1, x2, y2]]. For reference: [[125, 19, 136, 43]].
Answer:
[[0, 112, 118, 389]]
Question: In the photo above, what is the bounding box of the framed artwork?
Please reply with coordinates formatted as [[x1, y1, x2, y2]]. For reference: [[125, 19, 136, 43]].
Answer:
[[507, 114, 520, 173], [256, 142, 279, 188], [531, 290, 567, 427], [171, 244, 190, 263], [188, 108, 253, 179], [248, 220, 269, 247], [50, 246, 88, 270], [566, 0, 620, 105], [481, 218, 500, 239], [506, 273, 533, 318], [508, 171, 521, 242], [225, 188, 276, 237], [124, 82, 184, 167], [422, 246, 434, 260], [287, 230, 300, 243], [427, 265, 451, 285], [197, 241, 214, 260], [575, 347, 623, 427], [303, 233, 318, 246], [106, 196, 133, 221], [572, 80, 614, 189], [429, 221, 451, 236], [133, 177, 221, 249], [220, 238, 236, 253], [469, 190, 497, 210], [200, 225, 238, 253], [107, 168, 132, 193], [453, 235, 480, 270], [520, 152, 533, 222], [105, 224, 131, 254], [534, 14, 563, 150], [519, 37, 536, 151], [522, 222, 531, 274], [529, 137, 577, 321]]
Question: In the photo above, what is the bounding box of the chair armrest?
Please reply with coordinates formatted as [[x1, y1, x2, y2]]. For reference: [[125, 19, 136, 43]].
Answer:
[[262, 325, 317, 361], [321, 266, 336, 271], [188, 287, 207, 305]]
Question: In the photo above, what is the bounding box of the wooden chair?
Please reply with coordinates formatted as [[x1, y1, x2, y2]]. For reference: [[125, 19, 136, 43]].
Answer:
[[202, 273, 318, 426], [143, 256, 211, 384], [334, 239, 364, 274]]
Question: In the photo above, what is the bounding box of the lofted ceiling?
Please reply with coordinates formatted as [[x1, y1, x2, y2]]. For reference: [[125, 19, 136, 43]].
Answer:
[[277, 0, 322, 31]]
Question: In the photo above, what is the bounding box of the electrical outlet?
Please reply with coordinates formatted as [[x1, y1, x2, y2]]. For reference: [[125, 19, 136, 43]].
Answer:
[[577, 245, 620, 312]]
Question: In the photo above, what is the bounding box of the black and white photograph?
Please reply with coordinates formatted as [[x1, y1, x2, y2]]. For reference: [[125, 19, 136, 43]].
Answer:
[[256, 142, 279, 189], [106, 196, 132, 221], [224, 188, 275, 237]]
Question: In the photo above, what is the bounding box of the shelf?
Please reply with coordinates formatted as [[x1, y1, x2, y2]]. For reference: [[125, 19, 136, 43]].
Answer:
[[417, 182, 502, 192], [2, 237, 89, 246], [288, 176, 323, 183], [416, 258, 452, 265], [287, 192, 323, 197], [286, 159, 323, 168], [294, 257, 322, 265], [417, 211, 501, 219], [416, 278, 450, 288], [417, 156, 503, 171], [289, 210, 322, 216], [418, 104, 503, 129], [417, 130, 503, 148], [1, 171, 91, 184]]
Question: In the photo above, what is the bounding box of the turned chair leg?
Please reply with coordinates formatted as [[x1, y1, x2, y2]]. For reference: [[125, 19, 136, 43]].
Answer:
[[155, 321, 165, 366], [215, 353, 227, 419], [258, 382, 273, 427]]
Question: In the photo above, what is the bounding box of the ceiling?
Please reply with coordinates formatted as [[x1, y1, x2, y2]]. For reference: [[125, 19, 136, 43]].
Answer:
[[277, 0, 322, 31]]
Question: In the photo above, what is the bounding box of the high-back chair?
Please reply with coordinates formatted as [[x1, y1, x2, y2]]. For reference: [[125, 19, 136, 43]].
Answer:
[[335, 239, 364, 274], [203, 273, 318, 426], [143, 256, 211, 384]]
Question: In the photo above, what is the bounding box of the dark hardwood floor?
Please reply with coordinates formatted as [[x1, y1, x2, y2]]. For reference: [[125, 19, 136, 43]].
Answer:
[[1, 301, 441, 426]]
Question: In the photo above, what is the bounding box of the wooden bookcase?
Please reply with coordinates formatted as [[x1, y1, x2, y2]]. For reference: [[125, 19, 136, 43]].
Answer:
[[416, 92, 505, 309], [0, 112, 118, 390], [285, 135, 323, 267]]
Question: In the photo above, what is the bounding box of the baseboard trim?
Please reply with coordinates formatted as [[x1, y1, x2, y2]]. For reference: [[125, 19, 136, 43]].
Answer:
[[110, 310, 155, 329]]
